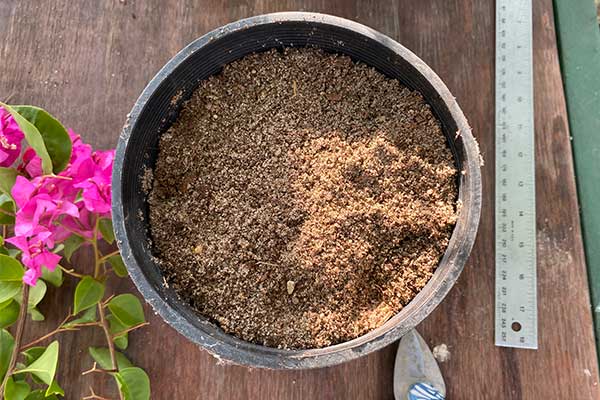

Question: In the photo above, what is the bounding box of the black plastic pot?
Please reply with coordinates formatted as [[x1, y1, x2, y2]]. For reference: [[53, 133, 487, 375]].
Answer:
[[112, 12, 482, 369]]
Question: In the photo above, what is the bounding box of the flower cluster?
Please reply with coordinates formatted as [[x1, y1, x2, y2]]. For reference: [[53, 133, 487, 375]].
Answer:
[[0, 104, 149, 399], [1, 108, 114, 285], [0, 107, 24, 167]]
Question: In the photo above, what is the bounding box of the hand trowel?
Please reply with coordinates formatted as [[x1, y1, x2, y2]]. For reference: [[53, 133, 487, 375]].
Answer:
[[394, 329, 446, 400]]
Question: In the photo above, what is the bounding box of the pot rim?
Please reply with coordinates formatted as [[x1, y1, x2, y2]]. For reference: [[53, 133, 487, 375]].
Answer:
[[112, 11, 482, 369]]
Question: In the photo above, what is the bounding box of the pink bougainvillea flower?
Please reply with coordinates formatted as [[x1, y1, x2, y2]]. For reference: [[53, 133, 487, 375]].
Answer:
[[11, 175, 37, 209], [5, 234, 61, 286], [21, 148, 43, 178], [0, 106, 24, 167], [75, 179, 112, 215], [11, 175, 79, 238], [8, 129, 114, 286], [22, 268, 39, 286], [55, 207, 95, 241], [73, 149, 114, 216]]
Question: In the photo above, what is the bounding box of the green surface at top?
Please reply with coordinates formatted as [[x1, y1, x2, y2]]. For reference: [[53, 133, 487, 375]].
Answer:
[[554, 0, 600, 360]]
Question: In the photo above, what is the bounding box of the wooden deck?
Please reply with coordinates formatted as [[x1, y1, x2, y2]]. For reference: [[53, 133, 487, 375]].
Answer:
[[1, 0, 598, 398]]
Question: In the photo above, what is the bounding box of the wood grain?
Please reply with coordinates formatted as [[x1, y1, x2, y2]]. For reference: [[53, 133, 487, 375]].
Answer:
[[1, 0, 598, 398]]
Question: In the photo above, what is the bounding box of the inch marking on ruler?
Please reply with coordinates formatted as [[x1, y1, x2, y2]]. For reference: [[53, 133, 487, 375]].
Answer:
[[495, 0, 537, 349]]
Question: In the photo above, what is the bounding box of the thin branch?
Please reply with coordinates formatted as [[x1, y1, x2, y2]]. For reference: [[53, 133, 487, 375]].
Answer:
[[101, 294, 115, 307], [97, 303, 123, 400], [0, 284, 29, 397], [73, 321, 102, 327], [81, 362, 117, 376], [98, 250, 120, 264], [59, 264, 85, 278], [97, 305, 116, 367], [21, 319, 102, 350], [93, 218, 101, 277], [21, 314, 74, 350], [110, 322, 149, 339], [93, 220, 123, 400], [83, 386, 113, 400]]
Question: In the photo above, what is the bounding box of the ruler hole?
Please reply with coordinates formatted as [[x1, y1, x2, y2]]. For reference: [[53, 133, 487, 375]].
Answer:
[[511, 322, 522, 332]]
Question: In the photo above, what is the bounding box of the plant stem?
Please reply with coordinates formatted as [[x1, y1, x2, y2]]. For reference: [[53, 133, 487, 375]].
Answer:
[[20, 322, 101, 351], [97, 303, 123, 400], [81, 362, 117, 376], [83, 386, 112, 400], [58, 264, 85, 278], [92, 219, 101, 278], [93, 220, 124, 400], [111, 321, 149, 339], [0, 284, 29, 398], [97, 305, 116, 369], [98, 250, 120, 264]]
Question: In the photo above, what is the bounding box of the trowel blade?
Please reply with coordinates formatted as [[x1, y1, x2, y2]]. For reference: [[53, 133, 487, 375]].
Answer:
[[393, 329, 446, 400]]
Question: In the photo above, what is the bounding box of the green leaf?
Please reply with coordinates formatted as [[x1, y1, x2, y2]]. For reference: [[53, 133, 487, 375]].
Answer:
[[0, 299, 12, 311], [73, 276, 104, 314], [50, 244, 63, 254], [62, 306, 96, 328], [0, 329, 15, 380], [115, 367, 150, 400], [11, 106, 72, 174], [0, 255, 24, 282], [0, 300, 19, 328], [11, 363, 25, 381], [14, 341, 58, 385], [0, 168, 17, 200], [6, 250, 19, 258], [107, 254, 128, 278], [26, 281, 46, 308], [16, 347, 44, 387], [28, 308, 44, 322], [0, 103, 52, 175], [11, 283, 46, 322], [40, 266, 62, 287], [0, 194, 15, 225], [0, 282, 22, 303], [45, 380, 63, 397], [88, 347, 133, 370], [62, 234, 85, 262], [107, 314, 128, 350], [107, 294, 145, 327], [22, 347, 45, 366], [11, 362, 41, 385], [114, 334, 129, 351], [4, 377, 30, 400], [23, 390, 45, 400], [98, 219, 115, 244]]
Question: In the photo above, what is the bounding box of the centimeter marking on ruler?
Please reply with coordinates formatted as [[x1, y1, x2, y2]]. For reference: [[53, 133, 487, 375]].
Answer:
[[495, 0, 538, 349]]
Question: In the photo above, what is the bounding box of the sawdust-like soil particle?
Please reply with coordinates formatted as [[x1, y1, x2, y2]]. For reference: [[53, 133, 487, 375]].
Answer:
[[148, 48, 458, 349]]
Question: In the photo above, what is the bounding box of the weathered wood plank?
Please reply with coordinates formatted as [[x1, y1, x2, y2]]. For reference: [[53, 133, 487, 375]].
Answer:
[[0, 0, 598, 398]]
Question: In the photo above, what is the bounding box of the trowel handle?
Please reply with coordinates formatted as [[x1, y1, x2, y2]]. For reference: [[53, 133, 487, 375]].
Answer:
[[407, 383, 445, 400]]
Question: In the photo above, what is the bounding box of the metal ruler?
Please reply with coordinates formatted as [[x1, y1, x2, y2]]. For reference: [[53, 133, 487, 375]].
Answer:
[[494, 0, 537, 349]]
